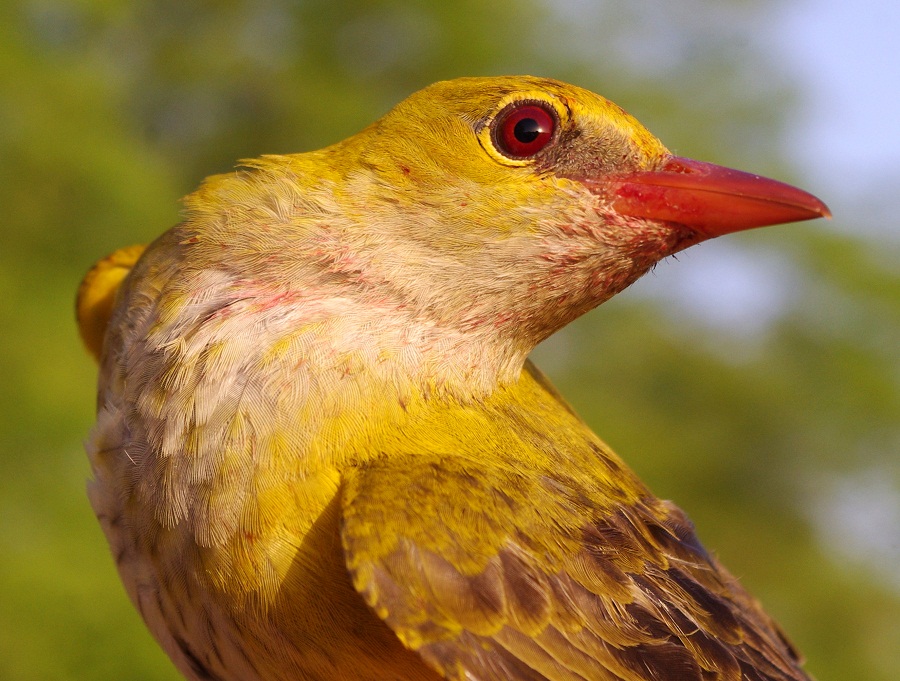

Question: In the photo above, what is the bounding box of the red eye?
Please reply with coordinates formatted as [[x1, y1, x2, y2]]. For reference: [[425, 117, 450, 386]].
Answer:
[[493, 103, 556, 158]]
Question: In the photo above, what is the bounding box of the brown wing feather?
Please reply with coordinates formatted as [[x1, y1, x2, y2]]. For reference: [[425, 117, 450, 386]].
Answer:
[[341, 454, 809, 681]]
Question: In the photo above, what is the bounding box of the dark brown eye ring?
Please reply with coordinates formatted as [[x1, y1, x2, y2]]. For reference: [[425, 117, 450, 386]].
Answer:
[[492, 101, 557, 158]]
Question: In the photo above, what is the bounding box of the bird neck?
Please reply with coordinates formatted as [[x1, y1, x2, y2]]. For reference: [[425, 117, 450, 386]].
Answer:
[[215, 282, 533, 401]]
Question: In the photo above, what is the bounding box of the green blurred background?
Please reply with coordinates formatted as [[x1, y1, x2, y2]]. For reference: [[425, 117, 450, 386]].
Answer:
[[1, 1, 897, 679]]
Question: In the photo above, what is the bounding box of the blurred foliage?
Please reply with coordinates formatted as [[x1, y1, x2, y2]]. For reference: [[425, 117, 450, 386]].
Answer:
[[0, 1, 897, 680]]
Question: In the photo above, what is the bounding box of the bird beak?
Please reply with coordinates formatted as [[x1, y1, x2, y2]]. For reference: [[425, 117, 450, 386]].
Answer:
[[590, 156, 831, 238]]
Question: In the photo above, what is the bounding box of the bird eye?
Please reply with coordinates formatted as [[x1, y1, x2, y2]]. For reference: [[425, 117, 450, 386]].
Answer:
[[492, 103, 556, 158]]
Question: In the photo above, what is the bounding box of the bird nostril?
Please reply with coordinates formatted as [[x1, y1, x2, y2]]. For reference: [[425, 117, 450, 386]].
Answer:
[[660, 157, 696, 174]]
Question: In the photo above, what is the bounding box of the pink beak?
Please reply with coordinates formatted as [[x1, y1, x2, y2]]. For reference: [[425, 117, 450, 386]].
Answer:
[[591, 156, 831, 238]]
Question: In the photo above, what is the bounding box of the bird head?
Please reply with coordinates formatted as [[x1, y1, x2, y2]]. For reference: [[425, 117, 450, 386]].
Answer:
[[256, 76, 828, 348], [102, 76, 828, 392]]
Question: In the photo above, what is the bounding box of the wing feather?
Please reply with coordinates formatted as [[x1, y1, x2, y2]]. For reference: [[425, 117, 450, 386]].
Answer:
[[340, 363, 808, 681], [341, 451, 809, 681]]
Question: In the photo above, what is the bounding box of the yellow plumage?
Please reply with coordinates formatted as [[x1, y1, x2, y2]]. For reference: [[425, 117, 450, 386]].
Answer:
[[76, 244, 146, 362], [78, 76, 827, 681]]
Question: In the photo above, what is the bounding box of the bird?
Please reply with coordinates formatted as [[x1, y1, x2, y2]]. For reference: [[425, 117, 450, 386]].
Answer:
[[77, 76, 830, 681]]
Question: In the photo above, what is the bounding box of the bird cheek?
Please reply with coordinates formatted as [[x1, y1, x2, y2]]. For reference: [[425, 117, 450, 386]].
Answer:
[[552, 214, 688, 305]]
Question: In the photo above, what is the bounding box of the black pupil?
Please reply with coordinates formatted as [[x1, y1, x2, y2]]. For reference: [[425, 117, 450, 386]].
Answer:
[[513, 117, 541, 143]]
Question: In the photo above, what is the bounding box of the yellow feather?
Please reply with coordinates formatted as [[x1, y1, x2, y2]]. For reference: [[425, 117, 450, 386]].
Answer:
[[76, 244, 146, 362]]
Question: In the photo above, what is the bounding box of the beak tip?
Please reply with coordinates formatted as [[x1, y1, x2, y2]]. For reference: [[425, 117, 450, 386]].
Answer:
[[798, 197, 831, 223]]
